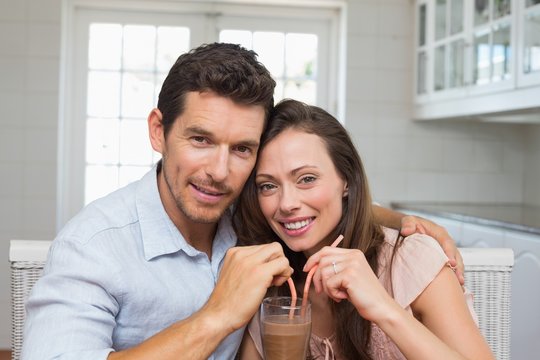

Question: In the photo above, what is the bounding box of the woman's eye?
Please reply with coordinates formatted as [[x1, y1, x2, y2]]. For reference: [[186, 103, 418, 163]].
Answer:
[[258, 183, 276, 192], [300, 175, 316, 184]]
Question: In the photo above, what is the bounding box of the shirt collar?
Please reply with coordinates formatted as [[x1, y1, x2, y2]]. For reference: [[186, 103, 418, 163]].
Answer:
[[136, 164, 237, 262]]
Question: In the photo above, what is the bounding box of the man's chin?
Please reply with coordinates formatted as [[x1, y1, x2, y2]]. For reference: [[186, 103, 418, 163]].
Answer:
[[183, 207, 228, 224]]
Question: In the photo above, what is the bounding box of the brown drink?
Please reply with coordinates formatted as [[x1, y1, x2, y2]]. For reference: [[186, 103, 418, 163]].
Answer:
[[260, 297, 312, 360], [262, 315, 311, 360]]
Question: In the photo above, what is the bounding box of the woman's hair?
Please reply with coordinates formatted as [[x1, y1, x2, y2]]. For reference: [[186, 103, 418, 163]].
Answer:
[[233, 99, 387, 359], [157, 42, 276, 137]]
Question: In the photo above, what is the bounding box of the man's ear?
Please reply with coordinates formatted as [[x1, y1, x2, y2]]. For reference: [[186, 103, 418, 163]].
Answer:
[[148, 108, 165, 154]]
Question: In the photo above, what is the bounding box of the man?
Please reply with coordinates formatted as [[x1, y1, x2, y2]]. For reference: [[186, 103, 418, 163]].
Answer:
[[22, 43, 461, 360]]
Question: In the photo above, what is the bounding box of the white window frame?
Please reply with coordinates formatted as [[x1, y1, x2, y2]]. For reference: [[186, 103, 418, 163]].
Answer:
[[57, 0, 345, 230]]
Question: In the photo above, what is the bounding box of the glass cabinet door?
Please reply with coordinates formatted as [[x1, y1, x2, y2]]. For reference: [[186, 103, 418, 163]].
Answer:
[[433, 0, 465, 92], [472, 0, 512, 86], [417, 2, 428, 95], [523, 3, 540, 74]]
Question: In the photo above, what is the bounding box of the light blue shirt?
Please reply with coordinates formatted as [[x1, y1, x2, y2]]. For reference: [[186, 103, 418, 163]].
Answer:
[[22, 165, 242, 360]]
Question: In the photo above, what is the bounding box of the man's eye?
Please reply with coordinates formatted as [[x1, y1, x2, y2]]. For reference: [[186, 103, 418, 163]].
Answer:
[[235, 145, 251, 154], [193, 136, 206, 143]]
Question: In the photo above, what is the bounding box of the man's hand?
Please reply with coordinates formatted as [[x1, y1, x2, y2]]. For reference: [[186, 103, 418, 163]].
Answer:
[[400, 215, 465, 285], [203, 242, 293, 333]]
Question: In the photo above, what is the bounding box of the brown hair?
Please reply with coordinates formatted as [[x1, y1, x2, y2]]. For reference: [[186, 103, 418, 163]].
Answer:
[[234, 99, 387, 359], [157, 42, 276, 137]]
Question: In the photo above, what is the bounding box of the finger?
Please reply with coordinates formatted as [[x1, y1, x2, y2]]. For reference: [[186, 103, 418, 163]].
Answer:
[[304, 247, 349, 272], [324, 273, 349, 302], [399, 220, 416, 236], [416, 223, 427, 234], [320, 261, 343, 296], [254, 242, 285, 263], [272, 275, 290, 287], [260, 256, 293, 287]]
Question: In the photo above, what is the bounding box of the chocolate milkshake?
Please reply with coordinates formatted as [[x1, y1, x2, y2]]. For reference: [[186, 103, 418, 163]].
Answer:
[[262, 315, 312, 360]]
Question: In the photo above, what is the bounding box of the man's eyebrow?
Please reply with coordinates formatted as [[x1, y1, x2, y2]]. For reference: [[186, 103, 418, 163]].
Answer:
[[184, 125, 212, 136], [185, 125, 259, 147]]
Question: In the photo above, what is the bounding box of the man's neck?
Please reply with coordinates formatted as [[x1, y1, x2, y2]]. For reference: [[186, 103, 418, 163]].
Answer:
[[178, 221, 217, 259], [156, 167, 218, 259]]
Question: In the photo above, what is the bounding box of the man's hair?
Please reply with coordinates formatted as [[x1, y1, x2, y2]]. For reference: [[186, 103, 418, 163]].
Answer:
[[157, 42, 276, 137]]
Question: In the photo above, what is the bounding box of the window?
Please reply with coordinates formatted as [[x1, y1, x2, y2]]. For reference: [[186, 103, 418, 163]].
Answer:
[[58, 1, 341, 228]]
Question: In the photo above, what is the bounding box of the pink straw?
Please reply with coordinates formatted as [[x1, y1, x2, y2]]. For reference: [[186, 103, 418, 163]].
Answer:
[[287, 278, 297, 319], [301, 235, 344, 313]]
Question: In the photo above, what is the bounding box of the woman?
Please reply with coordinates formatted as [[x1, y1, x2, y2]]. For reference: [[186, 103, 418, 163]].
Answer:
[[233, 100, 493, 359]]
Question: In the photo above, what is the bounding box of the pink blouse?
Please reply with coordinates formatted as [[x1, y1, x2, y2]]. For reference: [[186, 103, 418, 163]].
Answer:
[[247, 228, 477, 360]]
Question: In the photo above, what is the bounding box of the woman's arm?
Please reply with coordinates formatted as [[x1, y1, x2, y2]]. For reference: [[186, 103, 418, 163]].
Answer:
[[305, 247, 494, 360], [376, 267, 493, 360]]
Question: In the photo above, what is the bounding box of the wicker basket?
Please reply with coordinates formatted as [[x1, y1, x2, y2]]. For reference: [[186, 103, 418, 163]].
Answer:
[[9, 240, 51, 360], [461, 247, 514, 360]]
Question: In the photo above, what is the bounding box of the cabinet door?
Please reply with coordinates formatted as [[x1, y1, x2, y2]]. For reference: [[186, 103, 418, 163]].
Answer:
[[460, 223, 505, 247], [504, 231, 540, 360]]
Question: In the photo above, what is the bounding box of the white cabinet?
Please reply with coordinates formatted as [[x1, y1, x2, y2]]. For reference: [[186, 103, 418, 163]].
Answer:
[[461, 222, 506, 247], [414, 0, 540, 121], [504, 230, 540, 360]]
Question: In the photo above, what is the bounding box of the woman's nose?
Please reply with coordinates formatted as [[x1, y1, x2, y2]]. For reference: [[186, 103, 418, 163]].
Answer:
[[278, 185, 301, 213]]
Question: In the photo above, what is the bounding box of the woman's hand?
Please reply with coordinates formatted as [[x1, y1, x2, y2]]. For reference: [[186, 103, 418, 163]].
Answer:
[[303, 246, 397, 322]]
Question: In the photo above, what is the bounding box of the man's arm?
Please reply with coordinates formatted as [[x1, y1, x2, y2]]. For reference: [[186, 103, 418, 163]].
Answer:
[[23, 239, 290, 360], [108, 243, 292, 360], [372, 205, 464, 285]]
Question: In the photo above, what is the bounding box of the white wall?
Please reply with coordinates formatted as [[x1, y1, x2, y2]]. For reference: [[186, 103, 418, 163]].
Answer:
[[0, 0, 61, 348], [524, 124, 540, 207], [344, 0, 527, 207], [0, 0, 536, 349]]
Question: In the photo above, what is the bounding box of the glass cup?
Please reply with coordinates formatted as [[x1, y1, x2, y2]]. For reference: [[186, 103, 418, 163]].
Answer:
[[260, 296, 312, 360]]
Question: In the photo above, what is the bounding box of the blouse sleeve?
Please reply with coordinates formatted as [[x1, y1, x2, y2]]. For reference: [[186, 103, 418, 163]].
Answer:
[[385, 230, 449, 308], [379, 228, 478, 324], [247, 311, 265, 357]]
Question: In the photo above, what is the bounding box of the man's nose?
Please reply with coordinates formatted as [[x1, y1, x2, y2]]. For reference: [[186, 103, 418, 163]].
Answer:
[[205, 147, 229, 183]]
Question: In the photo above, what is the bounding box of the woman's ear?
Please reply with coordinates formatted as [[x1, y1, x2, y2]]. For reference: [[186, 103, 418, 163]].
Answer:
[[148, 108, 165, 154], [342, 183, 349, 198]]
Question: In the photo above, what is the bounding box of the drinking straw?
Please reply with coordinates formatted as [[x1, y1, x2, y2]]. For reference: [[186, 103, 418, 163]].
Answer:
[[301, 235, 344, 313], [287, 278, 297, 319]]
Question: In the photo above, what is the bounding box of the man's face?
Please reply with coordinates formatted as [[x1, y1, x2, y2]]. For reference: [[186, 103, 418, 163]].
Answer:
[[153, 91, 265, 226]]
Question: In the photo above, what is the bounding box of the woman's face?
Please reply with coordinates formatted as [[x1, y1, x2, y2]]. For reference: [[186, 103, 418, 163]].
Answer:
[[255, 128, 347, 255]]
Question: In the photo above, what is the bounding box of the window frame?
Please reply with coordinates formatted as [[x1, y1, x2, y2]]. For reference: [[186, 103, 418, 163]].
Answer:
[[57, 0, 344, 229]]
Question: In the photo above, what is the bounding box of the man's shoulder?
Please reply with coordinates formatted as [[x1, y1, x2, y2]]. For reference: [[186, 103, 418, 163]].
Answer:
[[58, 182, 141, 245]]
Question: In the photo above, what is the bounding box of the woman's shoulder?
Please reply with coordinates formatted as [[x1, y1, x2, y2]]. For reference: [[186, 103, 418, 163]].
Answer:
[[378, 227, 450, 308], [380, 227, 445, 253]]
